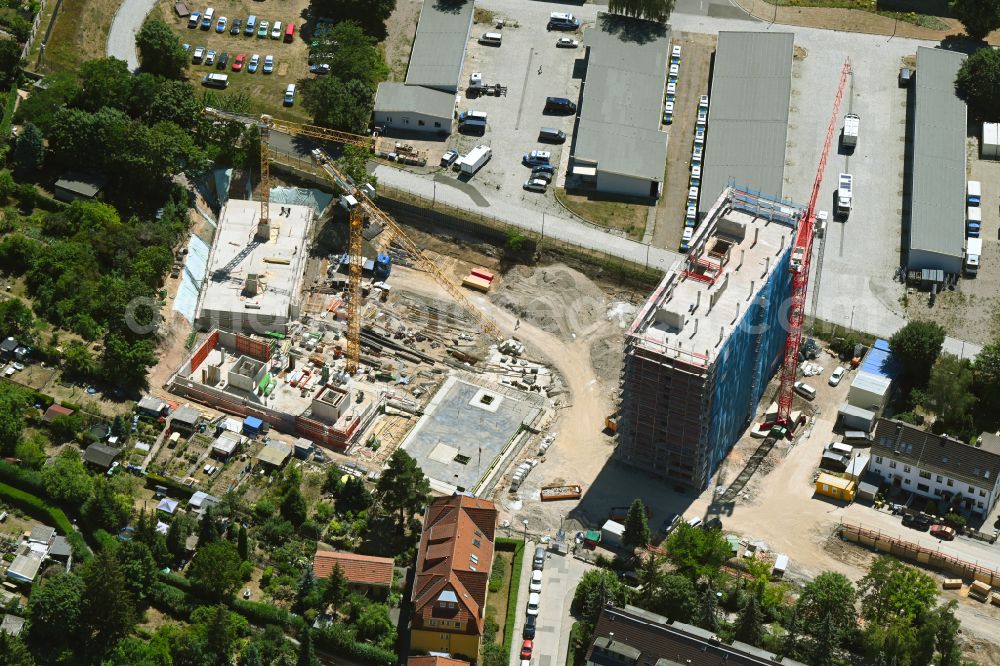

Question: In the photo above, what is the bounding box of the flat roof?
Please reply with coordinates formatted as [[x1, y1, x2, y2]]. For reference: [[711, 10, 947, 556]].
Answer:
[[54, 172, 106, 196], [375, 82, 455, 119], [256, 439, 292, 467], [817, 473, 854, 489], [630, 189, 797, 366], [404, 0, 474, 90], [909, 46, 967, 265], [574, 14, 669, 183], [700, 31, 794, 214], [6, 552, 42, 582], [198, 200, 312, 325]]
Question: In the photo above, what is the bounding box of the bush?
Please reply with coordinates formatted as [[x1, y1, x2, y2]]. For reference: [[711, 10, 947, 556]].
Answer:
[[497, 538, 525, 660], [149, 581, 192, 619], [0, 480, 89, 560], [315, 622, 396, 666], [145, 473, 195, 499]]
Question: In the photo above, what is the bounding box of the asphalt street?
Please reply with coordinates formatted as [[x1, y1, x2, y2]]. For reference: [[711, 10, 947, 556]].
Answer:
[[107, 0, 157, 70]]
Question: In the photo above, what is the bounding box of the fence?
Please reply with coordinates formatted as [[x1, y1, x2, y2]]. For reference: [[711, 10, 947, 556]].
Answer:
[[267, 148, 664, 285], [838, 522, 1000, 585], [23, 0, 49, 63]]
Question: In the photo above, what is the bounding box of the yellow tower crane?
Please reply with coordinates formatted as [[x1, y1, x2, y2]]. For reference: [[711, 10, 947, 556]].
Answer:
[[202, 108, 504, 375]]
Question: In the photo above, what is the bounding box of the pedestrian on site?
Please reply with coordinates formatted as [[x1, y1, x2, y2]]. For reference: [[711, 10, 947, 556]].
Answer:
[[515, 318, 520, 330], [538, 65, 542, 75]]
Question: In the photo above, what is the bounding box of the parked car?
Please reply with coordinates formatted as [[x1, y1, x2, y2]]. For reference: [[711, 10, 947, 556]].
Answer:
[[232, 53, 246, 71], [258, 20, 269, 38], [522, 150, 552, 167], [660, 513, 681, 535], [192, 46, 205, 63], [530, 163, 555, 175], [829, 366, 846, 386], [263, 55, 274, 73], [204, 49, 216, 66], [682, 227, 694, 244], [248, 54, 260, 72], [188, 12, 200, 28], [182, 43, 191, 53], [930, 524, 956, 541], [441, 149, 459, 167], [699, 94, 709, 108], [523, 614, 536, 639], [530, 170, 553, 184], [520, 640, 533, 660], [526, 592, 540, 615], [216, 52, 229, 70], [530, 569, 542, 593], [230, 17, 242, 35], [902, 513, 932, 531], [310, 63, 331, 75], [556, 37, 579, 48], [793, 381, 816, 400], [523, 179, 548, 193], [271, 21, 282, 39], [215, 16, 227, 32], [667, 81, 676, 95], [544, 96, 576, 114]]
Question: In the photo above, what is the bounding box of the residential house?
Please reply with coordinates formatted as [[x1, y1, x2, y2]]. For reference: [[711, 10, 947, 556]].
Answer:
[[312, 549, 394, 597], [54, 173, 106, 202], [170, 405, 202, 434], [255, 439, 291, 469], [410, 494, 498, 659], [870, 418, 1000, 517], [42, 404, 74, 423], [137, 395, 168, 417], [407, 657, 470, 666], [586, 604, 807, 666]]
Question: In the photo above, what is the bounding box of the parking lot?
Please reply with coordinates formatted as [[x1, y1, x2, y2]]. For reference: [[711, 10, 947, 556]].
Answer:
[[154, 0, 313, 119]]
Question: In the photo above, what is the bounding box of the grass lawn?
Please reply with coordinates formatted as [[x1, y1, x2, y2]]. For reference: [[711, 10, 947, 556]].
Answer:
[[41, 0, 119, 73], [554, 188, 649, 241], [767, 0, 949, 28], [485, 550, 514, 644]]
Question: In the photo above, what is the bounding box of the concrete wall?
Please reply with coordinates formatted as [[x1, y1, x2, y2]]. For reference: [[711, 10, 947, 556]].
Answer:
[[595, 171, 657, 199], [373, 110, 452, 135]]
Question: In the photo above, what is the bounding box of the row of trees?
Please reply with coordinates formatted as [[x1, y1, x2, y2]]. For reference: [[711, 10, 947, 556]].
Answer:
[[571, 521, 970, 665]]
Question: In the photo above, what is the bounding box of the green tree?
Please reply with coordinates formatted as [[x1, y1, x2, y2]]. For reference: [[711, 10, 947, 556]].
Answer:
[[309, 1, 397, 39], [239, 643, 263, 666], [15, 434, 47, 469], [922, 353, 977, 433], [136, 18, 187, 78], [101, 333, 158, 387], [166, 512, 194, 562], [337, 475, 371, 515], [796, 571, 856, 652], [188, 540, 243, 600], [297, 626, 318, 666], [951, 0, 1000, 40], [375, 449, 430, 531], [622, 499, 651, 550], [62, 340, 99, 379], [147, 79, 202, 127], [973, 337, 1000, 415], [323, 562, 349, 609], [299, 77, 376, 133], [355, 603, 394, 645], [200, 604, 237, 666], [858, 556, 938, 625], [0, 39, 22, 88], [116, 540, 158, 604], [608, 0, 675, 22], [696, 584, 720, 631], [958, 48, 1000, 119], [80, 549, 136, 658], [889, 320, 946, 386], [11, 123, 44, 171], [281, 484, 308, 527], [571, 568, 630, 623], [41, 448, 94, 504], [664, 524, 731, 581], [735, 585, 765, 646], [198, 505, 222, 545], [76, 57, 134, 112], [0, 632, 36, 666], [27, 572, 85, 657], [337, 145, 377, 188], [650, 573, 697, 622], [0, 298, 33, 338], [0, 382, 29, 455], [237, 523, 249, 561], [83, 475, 132, 531]]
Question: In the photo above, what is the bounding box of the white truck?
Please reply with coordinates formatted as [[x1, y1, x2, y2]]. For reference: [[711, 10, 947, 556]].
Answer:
[[842, 113, 860, 150], [459, 145, 491, 175], [965, 237, 982, 277], [836, 173, 853, 218]]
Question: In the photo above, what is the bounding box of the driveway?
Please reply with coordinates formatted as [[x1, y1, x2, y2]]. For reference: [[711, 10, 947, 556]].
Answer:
[[107, 0, 158, 70], [508, 543, 595, 666]]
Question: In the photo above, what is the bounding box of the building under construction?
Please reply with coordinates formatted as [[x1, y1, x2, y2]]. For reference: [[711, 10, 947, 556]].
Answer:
[[615, 187, 801, 489]]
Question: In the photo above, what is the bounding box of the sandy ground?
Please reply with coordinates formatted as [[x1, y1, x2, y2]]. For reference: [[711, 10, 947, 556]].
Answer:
[[902, 152, 1000, 345], [652, 32, 715, 250], [381, 0, 422, 81]]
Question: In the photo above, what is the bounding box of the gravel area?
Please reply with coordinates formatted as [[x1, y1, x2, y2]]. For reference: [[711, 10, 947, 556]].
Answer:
[[107, 0, 157, 69]]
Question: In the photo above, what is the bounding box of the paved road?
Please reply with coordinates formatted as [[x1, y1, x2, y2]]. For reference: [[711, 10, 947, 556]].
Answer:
[[107, 0, 158, 70], [508, 543, 595, 666]]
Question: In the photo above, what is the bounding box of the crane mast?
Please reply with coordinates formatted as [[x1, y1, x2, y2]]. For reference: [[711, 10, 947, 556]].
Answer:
[[776, 59, 852, 425]]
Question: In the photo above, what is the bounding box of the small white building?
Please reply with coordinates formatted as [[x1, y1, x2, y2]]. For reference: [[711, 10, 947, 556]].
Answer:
[[373, 83, 454, 135], [601, 519, 625, 549]]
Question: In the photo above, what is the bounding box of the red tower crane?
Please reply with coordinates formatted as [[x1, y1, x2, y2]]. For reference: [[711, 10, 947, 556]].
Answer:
[[775, 59, 852, 425]]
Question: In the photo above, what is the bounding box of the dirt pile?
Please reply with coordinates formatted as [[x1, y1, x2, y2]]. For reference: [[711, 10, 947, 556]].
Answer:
[[492, 264, 606, 339], [589, 333, 624, 383]]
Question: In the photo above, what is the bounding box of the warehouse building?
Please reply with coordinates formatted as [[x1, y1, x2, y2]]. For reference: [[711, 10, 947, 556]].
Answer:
[[907, 47, 967, 274], [699, 32, 794, 217], [372, 0, 472, 134], [571, 14, 669, 199], [615, 187, 799, 489], [196, 200, 314, 334]]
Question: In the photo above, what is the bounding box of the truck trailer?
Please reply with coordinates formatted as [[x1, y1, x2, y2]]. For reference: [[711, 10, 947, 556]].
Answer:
[[459, 145, 491, 175], [842, 113, 860, 150], [966, 237, 982, 277], [836, 173, 853, 218]]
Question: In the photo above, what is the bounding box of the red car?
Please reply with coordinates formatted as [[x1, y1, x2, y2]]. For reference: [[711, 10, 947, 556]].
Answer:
[[520, 639, 533, 659], [930, 524, 956, 541], [232, 53, 246, 72]]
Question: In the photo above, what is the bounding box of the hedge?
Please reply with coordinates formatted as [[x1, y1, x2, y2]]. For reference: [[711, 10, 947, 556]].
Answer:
[[0, 84, 16, 144], [157, 571, 303, 631], [145, 473, 196, 500], [315, 622, 396, 666], [0, 460, 44, 494], [496, 538, 525, 662], [150, 581, 193, 620], [0, 480, 90, 560]]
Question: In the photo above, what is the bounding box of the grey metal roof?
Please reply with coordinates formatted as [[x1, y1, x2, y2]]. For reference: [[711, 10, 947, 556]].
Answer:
[[573, 14, 669, 183], [171, 405, 201, 426], [404, 0, 474, 90], [374, 82, 455, 119], [909, 47, 967, 266], [873, 418, 1000, 489], [54, 172, 106, 197], [700, 32, 793, 213]]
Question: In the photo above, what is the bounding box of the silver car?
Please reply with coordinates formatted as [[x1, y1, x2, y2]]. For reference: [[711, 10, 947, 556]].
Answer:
[[523, 178, 547, 193]]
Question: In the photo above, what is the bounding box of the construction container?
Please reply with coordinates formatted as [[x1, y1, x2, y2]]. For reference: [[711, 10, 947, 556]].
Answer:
[[942, 579, 962, 590], [462, 275, 491, 292], [982, 123, 1000, 160], [969, 581, 991, 602], [540, 485, 582, 501], [470, 267, 494, 282]]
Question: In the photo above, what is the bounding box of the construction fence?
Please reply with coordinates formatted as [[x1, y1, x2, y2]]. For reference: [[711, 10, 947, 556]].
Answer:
[[838, 522, 1000, 585]]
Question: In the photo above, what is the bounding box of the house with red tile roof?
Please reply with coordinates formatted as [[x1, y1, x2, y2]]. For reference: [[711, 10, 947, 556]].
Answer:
[[407, 656, 471, 666], [409, 494, 498, 660], [312, 550, 395, 597]]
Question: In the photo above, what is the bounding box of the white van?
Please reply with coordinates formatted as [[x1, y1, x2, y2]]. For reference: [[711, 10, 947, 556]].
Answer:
[[479, 32, 502, 46], [202, 73, 229, 88], [283, 83, 296, 106], [967, 180, 981, 206], [686, 516, 703, 529]]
